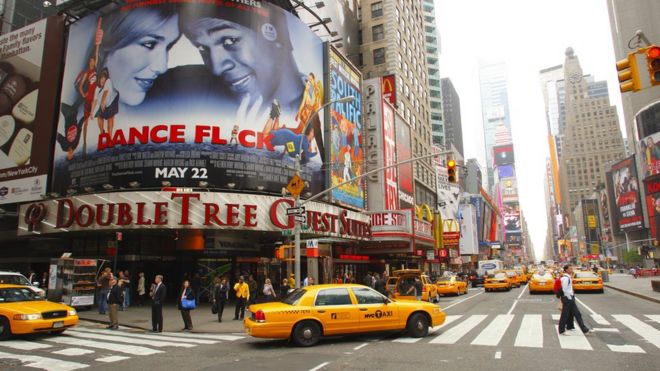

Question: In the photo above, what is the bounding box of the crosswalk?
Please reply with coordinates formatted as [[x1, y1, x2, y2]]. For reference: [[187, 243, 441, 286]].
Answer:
[[391, 313, 660, 355], [0, 323, 245, 371]]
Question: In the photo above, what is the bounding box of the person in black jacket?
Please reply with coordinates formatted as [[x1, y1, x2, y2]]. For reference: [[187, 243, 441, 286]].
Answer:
[[151, 275, 166, 333], [212, 278, 229, 322], [178, 280, 195, 331], [374, 273, 387, 297], [107, 277, 123, 330]]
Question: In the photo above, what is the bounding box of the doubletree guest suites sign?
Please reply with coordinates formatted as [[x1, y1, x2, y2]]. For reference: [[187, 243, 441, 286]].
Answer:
[[18, 191, 371, 240]]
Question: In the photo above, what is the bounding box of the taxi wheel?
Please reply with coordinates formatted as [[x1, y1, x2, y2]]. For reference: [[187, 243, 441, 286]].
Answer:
[[0, 317, 10, 341], [292, 321, 321, 347], [407, 313, 429, 338]]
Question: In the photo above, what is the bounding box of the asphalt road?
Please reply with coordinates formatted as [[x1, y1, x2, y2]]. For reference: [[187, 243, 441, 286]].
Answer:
[[1, 285, 658, 371]]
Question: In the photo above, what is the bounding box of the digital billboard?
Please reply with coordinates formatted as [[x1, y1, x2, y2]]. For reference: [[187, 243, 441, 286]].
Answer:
[[497, 164, 515, 179], [503, 201, 521, 235], [607, 156, 643, 232], [382, 100, 398, 210], [51, 1, 324, 196], [644, 174, 660, 242], [395, 111, 414, 209], [329, 46, 363, 209], [494, 145, 514, 166], [639, 130, 660, 179], [0, 17, 65, 204]]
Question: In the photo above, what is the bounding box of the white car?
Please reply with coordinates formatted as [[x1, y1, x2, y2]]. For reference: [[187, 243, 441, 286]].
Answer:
[[0, 271, 46, 296]]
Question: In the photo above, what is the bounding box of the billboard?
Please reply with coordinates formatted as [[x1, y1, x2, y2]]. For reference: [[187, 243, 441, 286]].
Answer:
[[503, 201, 521, 236], [51, 1, 324, 196], [0, 17, 65, 204], [382, 100, 398, 210], [382, 75, 396, 105], [644, 174, 660, 241], [608, 156, 643, 232], [329, 46, 364, 209], [395, 111, 414, 209], [497, 164, 515, 179], [639, 130, 660, 179], [493, 145, 514, 166], [500, 177, 517, 202], [459, 204, 478, 255]]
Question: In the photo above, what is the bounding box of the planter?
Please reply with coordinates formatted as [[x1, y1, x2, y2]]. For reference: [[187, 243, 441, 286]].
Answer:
[[652, 280, 660, 293]]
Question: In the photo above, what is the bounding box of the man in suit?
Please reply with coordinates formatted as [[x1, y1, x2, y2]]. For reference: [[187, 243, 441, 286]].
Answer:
[[151, 275, 166, 332]]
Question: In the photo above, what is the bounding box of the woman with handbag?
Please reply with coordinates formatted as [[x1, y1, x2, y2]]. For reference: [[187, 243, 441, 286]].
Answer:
[[263, 278, 277, 302], [178, 280, 195, 331], [212, 278, 228, 322]]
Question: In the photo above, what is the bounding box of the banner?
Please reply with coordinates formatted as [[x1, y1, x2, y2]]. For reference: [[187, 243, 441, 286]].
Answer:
[[382, 75, 396, 105], [395, 110, 414, 209], [459, 204, 478, 255], [51, 1, 324, 196], [329, 46, 364, 209], [608, 156, 643, 232], [0, 17, 64, 204], [503, 201, 521, 240], [382, 100, 397, 210]]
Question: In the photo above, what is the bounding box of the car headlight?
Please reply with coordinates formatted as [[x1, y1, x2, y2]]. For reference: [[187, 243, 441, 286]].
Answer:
[[14, 313, 42, 321], [68, 309, 77, 316]]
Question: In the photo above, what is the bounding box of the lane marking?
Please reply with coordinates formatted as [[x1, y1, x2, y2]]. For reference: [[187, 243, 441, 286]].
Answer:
[[157, 332, 244, 341], [393, 315, 462, 343], [0, 351, 88, 371], [645, 315, 660, 325], [442, 291, 483, 311], [575, 297, 597, 316], [514, 314, 543, 348], [429, 315, 487, 344], [494, 351, 502, 359], [506, 284, 529, 315], [555, 327, 593, 350], [591, 328, 619, 333], [606, 344, 646, 353], [72, 327, 218, 344], [353, 343, 368, 350], [0, 340, 52, 350], [309, 361, 330, 371], [45, 337, 162, 356], [471, 314, 514, 346], [65, 330, 196, 348], [52, 348, 95, 356], [96, 355, 131, 363], [591, 314, 610, 326], [613, 314, 660, 349], [552, 314, 560, 321]]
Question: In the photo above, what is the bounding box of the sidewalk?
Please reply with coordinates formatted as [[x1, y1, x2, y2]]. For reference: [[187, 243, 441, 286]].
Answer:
[[78, 302, 248, 334], [605, 273, 660, 304]]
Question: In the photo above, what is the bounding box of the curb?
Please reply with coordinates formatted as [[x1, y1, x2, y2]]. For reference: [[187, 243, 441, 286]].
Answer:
[[604, 284, 660, 304]]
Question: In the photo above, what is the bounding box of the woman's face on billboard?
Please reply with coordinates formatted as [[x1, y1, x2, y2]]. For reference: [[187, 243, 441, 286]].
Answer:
[[105, 15, 180, 106], [186, 18, 282, 100]]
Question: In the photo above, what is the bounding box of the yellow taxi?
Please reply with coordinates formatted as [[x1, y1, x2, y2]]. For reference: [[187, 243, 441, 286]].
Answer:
[[515, 268, 528, 283], [391, 269, 439, 303], [572, 270, 604, 293], [484, 271, 512, 292], [0, 284, 78, 340], [504, 270, 522, 288], [435, 275, 468, 296], [528, 271, 555, 294], [244, 284, 446, 346]]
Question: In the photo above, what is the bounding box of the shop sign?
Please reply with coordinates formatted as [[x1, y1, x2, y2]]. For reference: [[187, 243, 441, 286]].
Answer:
[[426, 250, 435, 260], [338, 254, 369, 261], [18, 191, 371, 240], [443, 232, 460, 248], [437, 249, 448, 258], [414, 218, 433, 239]]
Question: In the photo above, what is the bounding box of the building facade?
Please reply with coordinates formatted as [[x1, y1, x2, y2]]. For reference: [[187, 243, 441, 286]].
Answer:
[[423, 0, 444, 149], [441, 78, 464, 157]]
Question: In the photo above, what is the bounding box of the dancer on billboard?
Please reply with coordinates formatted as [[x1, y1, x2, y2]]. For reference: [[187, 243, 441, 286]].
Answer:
[[93, 69, 119, 138], [76, 18, 102, 158]]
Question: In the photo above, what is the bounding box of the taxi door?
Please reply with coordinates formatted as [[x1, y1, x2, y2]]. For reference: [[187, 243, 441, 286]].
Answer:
[[312, 287, 360, 335], [351, 287, 399, 332]]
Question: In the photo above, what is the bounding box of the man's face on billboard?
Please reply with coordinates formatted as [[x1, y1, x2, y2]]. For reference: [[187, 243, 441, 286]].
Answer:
[[185, 18, 281, 100]]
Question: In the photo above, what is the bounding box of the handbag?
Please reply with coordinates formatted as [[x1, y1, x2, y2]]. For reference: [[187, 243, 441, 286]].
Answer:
[[211, 301, 218, 314], [182, 298, 196, 310]]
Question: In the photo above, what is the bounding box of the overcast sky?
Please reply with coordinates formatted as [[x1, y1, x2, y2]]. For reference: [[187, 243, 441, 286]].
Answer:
[[435, 0, 626, 260]]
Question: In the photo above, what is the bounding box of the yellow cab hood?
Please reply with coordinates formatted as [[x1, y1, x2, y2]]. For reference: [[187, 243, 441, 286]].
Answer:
[[1, 300, 70, 314]]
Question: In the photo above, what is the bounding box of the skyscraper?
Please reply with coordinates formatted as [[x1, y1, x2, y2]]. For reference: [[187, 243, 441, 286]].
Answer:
[[423, 0, 444, 149], [441, 78, 464, 157]]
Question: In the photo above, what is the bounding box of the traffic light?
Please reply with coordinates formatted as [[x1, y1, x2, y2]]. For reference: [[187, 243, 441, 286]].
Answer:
[[447, 159, 457, 183], [616, 52, 641, 93], [646, 45, 660, 86]]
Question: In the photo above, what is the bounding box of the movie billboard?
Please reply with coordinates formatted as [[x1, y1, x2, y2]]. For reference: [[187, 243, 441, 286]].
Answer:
[[503, 201, 521, 235], [608, 156, 643, 232], [51, 1, 324, 196], [395, 111, 414, 209], [644, 174, 660, 241], [382, 100, 397, 210], [0, 17, 64, 204], [639, 131, 660, 179], [329, 46, 363, 209]]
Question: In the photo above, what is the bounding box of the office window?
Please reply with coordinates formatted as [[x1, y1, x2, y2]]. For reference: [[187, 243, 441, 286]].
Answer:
[[373, 47, 386, 65], [372, 24, 384, 41], [371, 2, 383, 18]]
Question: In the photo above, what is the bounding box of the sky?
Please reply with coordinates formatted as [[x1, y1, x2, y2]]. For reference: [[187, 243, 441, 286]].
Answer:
[[435, 0, 625, 260]]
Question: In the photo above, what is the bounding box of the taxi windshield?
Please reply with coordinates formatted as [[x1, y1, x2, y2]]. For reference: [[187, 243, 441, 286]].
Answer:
[[533, 273, 553, 279], [0, 287, 43, 302], [506, 271, 516, 277], [574, 272, 598, 279], [436, 278, 454, 283], [0, 274, 31, 286], [488, 273, 507, 279], [281, 288, 306, 305]]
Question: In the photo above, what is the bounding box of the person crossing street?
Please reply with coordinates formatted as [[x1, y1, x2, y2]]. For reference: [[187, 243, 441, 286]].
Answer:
[[558, 264, 591, 336], [234, 276, 250, 320]]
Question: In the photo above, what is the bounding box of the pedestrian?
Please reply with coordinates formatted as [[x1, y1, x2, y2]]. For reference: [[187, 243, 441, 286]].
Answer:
[[213, 278, 229, 322], [234, 276, 249, 320], [41, 272, 48, 291], [151, 275, 166, 333], [191, 273, 201, 305], [308, 277, 315, 286], [97, 268, 111, 314], [107, 277, 123, 330], [281, 278, 290, 297], [363, 272, 373, 287], [263, 278, 277, 302], [558, 265, 591, 336], [288, 274, 296, 289], [137, 272, 146, 306], [374, 273, 387, 296], [178, 280, 195, 331], [121, 270, 131, 310], [409, 277, 422, 301], [303, 276, 310, 287], [247, 274, 258, 304]]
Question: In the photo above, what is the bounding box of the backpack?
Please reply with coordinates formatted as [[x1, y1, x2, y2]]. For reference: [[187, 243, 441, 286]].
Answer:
[[553, 276, 563, 298]]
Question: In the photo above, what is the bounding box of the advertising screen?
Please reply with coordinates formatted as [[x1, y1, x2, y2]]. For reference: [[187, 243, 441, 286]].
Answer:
[[639, 130, 660, 179], [329, 46, 363, 209], [608, 156, 643, 232], [0, 17, 64, 204], [503, 201, 521, 236], [382, 100, 398, 210], [395, 111, 414, 209], [494, 145, 514, 166], [51, 1, 324, 196], [644, 174, 660, 241], [497, 164, 515, 179]]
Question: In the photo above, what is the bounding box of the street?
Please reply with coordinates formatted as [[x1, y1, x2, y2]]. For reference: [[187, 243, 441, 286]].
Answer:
[[1, 283, 658, 371]]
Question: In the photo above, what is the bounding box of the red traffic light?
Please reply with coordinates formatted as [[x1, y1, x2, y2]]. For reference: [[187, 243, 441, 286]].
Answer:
[[648, 46, 660, 59]]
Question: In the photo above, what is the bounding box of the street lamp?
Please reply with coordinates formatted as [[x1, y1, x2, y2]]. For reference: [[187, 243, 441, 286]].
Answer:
[[292, 95, 355, 288]]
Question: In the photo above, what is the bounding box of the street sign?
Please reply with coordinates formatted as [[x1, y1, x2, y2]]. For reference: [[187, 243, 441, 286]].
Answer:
[[287, 174, 305, 198], [286, 206, 305, 216], [294, 215, 307, 224], [306, 239, 318, 249], [439, 201, 446, 207]]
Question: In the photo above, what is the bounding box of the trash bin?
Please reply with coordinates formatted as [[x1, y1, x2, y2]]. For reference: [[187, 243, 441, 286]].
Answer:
[[601, 270, 609, 282]]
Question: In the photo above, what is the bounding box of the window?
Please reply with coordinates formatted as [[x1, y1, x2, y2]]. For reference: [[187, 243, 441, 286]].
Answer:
[[372, 24, 384, 41], [352, 287, 385, 304], [373, 47, 386, 64], [371, 1, 383, 18], [315, 288, 352, 306]]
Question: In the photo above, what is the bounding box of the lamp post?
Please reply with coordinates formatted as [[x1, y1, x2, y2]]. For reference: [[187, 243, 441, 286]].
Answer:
[[292, 95, 356, 288]]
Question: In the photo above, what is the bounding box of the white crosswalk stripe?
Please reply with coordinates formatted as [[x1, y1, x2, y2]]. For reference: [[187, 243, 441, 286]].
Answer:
[[613, 314, 660, 349], [514, 314, 543, 348], [471, 314, 514, 346], [429, 314, 487, 344], [64, 330, 197, 348], [44, 336, 163, 356], [0, 351, 88, 371], [71, 327, 219, 344], [645, 314, 660, 325], [591, 314, 610, 326], [392, 315, 462, 343], [0, 340, 52, 351]]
